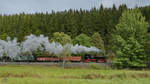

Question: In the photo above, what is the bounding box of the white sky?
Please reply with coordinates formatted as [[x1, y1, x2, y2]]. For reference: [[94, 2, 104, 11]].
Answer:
[[0, 0, 150, 14]]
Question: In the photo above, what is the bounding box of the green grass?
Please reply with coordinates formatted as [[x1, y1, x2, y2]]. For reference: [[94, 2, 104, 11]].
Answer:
[[0, 65, 150, 84]]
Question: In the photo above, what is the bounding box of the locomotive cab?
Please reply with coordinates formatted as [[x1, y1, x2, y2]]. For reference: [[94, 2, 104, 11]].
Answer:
[[83, 53, 107, 63]]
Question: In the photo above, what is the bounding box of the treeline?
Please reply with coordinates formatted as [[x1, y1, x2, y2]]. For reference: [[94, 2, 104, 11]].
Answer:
[[0, 5, 149, 49], [0, 5, 128, 51], [0, 4, 150, 68]]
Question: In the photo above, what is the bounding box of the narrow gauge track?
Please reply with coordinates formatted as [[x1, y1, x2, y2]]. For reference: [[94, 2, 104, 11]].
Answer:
[[0, 62, 112, 66]]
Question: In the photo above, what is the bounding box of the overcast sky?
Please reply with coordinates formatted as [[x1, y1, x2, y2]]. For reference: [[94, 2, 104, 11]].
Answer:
[[0, 0, 150, 14]]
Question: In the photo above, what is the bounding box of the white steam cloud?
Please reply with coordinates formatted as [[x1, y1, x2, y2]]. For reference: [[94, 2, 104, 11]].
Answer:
[[0, 34, 102, 60]]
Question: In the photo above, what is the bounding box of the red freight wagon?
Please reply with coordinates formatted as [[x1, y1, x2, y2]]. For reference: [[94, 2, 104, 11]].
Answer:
[[36, 56, 59, 62], [61, 57, 81, 62], [36, 56, 81, 62], [69, 57, 81, 62]]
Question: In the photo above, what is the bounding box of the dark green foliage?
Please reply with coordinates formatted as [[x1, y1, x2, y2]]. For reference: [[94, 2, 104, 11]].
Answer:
[[114, 36, 146, 68], [113, 9, 148, 68], [73, 34, 92, 47], [144, 33, 150, 67], [145, 34, 150, 56], [0, 33, 8, 40], [0, 4, 123, 51], [91, 32, 105, 54], [50, 32, 72, 45]]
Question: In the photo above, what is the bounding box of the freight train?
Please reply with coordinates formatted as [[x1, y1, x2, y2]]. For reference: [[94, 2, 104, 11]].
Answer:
[[35, 54, 107, 63], [0, 53, 107, 63]]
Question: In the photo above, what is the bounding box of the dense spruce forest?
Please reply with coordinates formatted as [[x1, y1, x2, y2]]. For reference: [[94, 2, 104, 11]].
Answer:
[[0, 4, 150, 68], [0, 5, 127, 49]]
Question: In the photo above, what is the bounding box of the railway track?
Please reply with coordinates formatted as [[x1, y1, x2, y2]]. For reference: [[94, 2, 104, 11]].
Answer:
[[0, 62, 112, 67]]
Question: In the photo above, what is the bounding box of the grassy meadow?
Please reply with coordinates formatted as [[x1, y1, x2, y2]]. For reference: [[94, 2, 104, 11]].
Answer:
[[0, 65, 150, 84]]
